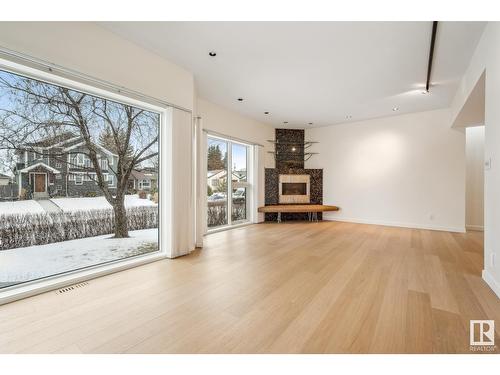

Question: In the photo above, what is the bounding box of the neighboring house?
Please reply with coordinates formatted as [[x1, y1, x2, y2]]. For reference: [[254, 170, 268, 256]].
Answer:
[[13, 132, 118, 199], [128, 168, 158, 191], [0, 173, 11, 186], [207, 169, 247, 192]]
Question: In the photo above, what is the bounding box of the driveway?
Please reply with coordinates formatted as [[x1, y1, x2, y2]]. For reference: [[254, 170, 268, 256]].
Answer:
[[36, 199, 63, 213]]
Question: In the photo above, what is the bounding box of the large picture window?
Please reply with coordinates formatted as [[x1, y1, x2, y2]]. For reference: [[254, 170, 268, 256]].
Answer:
[[206, 135, 251, 230], [0, 63, 162, 292]]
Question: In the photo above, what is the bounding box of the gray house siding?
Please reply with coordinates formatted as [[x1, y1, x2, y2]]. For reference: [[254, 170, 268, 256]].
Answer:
[[15, 138, 118, 198]]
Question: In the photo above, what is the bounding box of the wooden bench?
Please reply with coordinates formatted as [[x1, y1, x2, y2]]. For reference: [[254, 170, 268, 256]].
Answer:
[[258, 204, 340, 223]]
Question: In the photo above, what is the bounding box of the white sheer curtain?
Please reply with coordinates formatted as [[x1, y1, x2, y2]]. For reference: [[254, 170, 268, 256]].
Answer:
[[253, 144, 266, 223], [195, 117, 206, 247], [170, 108, 195, 258]]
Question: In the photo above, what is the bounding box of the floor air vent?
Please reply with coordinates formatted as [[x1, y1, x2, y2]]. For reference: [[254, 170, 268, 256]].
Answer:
[[57, 281, 89, 294]]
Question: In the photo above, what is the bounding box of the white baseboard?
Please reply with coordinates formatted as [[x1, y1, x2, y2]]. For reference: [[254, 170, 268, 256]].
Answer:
[[482, 269, 500, 299], [466, 224, 484, 232], [323, 214, 466, 233]]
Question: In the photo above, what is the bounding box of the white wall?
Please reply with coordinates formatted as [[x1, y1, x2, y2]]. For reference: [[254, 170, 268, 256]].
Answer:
[[306, 108, 465, 232], [450, 22, 500, 296], [466, 126, 485, 231]]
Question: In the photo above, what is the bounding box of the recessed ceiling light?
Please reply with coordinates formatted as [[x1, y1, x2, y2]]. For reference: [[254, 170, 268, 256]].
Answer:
[[392, 107, 399, 111], [208, 51, 217, 57], [264, 111, 270, 115], [291, 147, 296, 152], [237, 98, 244, 102]]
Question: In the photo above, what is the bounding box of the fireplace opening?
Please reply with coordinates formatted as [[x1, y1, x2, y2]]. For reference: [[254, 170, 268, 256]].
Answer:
[[282, 182, 307, 195]]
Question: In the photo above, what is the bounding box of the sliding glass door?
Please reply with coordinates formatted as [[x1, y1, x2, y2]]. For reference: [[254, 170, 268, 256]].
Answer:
[[207, 135, 250, 230]]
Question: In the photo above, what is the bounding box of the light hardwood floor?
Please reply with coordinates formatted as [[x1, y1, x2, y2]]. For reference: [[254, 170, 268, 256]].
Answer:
[[0, 221, 498, 353]]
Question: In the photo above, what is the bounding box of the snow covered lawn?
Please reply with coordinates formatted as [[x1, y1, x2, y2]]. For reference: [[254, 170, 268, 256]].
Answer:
[[0, 195, 156, 217], [0, 228, 158, 284], [0, 200, 45, 215], [51, 194, 157, 212]]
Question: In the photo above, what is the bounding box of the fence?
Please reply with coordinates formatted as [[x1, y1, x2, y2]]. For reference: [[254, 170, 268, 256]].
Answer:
[[0, 206, 158, 251], [0, 184, 18, 200]]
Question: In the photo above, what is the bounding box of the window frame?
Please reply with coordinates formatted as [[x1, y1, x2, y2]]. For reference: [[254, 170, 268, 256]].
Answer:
[[101, 158, 109, 170], [0, 56, 172, 305], [74, 173, 83, 185], [206, 134, 252, 232]]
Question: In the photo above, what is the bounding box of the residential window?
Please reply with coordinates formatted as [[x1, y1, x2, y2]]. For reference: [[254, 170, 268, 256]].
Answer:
[[76, 153, 84, 167], [56, 174, 62, 180], [56, 185, 62, 191], [107, 175, 114, 186], [141, 179, 150, 188], [55, 162, 62, 168], [75, 174, 83, 185], [68, 173, 75, 181], [101, 158, 109, 170], [84, 157, 92, 168]]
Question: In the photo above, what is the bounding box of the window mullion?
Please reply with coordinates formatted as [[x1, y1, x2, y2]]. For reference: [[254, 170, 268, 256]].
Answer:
[[227, 140, 232, 226]]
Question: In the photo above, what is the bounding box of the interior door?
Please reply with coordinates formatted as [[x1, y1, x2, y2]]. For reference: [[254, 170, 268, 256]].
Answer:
[[35, 174, 46, 192]]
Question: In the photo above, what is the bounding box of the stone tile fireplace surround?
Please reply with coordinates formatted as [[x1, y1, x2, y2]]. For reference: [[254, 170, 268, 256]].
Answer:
[[265, 129, 323, 221]]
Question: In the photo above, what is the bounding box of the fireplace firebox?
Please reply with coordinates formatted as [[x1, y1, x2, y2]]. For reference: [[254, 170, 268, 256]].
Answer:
[[282, 183, 307, 195], [279, 174, 310, 204]]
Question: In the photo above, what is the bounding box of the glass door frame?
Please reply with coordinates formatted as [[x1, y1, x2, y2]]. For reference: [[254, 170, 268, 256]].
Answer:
[[206, 133, 252, 233]]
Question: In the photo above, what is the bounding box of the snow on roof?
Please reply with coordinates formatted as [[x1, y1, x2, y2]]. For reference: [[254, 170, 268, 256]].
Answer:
[[19, 162, 61, 174], [26, 132, 79, 148], [63, 141, 118, 157]]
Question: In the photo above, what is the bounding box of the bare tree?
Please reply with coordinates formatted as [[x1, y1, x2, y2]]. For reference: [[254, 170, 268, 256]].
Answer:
[[0, 70, 159, 238]]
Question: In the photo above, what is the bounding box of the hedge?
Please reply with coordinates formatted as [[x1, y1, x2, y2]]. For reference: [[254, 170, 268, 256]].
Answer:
[[0, 206, 158, 251]]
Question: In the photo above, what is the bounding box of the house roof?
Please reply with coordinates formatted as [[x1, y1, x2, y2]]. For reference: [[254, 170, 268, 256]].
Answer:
[[207, 169, 225, 179], [25, 132, 79, 148], [130, 169, 147, 180], [0, 173, 11, 179], [207, 170, 246, 180], [19, 162, 61, 174], [63, 141, 118, 157]]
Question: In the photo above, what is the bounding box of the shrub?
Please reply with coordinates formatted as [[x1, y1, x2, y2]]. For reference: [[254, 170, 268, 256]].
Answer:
[[138, 190, 147, 199], [0, 206, 158, 251], [85, 191, 98, 198]]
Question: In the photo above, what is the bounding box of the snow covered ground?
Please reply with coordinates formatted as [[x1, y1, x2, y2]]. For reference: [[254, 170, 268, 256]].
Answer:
[[0, 228, 158, 284], [0, 200, 45, 215], [0, 194, 157, 216], [51, 194, 157, 212]]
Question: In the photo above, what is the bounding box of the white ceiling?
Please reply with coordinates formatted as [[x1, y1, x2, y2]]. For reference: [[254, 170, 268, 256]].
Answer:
[[100, 22, 486, 128]]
